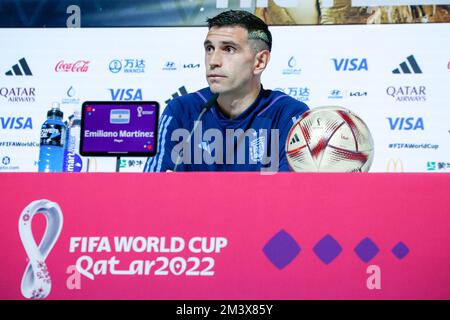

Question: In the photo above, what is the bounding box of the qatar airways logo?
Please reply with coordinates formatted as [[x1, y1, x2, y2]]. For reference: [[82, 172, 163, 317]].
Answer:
[[55, 60, 90, 73]]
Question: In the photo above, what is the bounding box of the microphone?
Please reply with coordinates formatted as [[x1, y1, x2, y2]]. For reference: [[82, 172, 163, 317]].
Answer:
[[201, 93, 219, 112], [173, 93, 219, 171]]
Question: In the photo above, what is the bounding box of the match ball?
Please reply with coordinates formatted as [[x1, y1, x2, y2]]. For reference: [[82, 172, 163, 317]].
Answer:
[[286, 106, 374, 172]]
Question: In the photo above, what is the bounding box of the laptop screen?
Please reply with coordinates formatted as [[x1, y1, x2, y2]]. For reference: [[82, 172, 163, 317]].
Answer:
[[80, 101, 159, 157]]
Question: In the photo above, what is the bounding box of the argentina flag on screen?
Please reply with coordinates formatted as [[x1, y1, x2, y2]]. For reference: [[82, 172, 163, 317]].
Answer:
[[110, 109, 130, 124]]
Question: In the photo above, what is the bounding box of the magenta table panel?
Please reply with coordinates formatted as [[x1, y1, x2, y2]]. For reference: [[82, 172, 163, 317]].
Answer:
[[0, 173, 449, 299]]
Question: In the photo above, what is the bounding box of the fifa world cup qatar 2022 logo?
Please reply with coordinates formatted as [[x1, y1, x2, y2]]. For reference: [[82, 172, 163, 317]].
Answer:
[[18, 200, 63, 299]]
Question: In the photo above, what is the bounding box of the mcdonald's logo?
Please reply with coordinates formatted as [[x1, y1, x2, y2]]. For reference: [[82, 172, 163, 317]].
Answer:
[[387, 159, 404, 172]]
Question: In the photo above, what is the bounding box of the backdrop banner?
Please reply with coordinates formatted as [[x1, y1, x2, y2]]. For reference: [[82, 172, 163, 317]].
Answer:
[[1, 24, 449, 173]]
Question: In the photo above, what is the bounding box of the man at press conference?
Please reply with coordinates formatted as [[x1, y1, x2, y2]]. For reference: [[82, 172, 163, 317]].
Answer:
[[144, 10, 309, 172]]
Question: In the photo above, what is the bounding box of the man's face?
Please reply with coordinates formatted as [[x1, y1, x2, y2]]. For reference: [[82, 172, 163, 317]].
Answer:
[[204, 26, 258, 95]]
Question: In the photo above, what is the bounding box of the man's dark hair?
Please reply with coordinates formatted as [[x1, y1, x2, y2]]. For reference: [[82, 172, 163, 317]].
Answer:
[[206, 10, 272, 52]]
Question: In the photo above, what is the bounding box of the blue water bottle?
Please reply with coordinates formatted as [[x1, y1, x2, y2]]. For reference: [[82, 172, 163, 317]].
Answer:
[[38, 102, 66, 172]]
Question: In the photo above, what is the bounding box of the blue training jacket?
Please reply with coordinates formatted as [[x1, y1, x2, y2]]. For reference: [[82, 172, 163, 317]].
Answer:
[[144, 86, 309, 172]]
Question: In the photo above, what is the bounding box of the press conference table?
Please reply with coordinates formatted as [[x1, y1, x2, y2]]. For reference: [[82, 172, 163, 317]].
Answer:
[[1, 173, 449, 299]]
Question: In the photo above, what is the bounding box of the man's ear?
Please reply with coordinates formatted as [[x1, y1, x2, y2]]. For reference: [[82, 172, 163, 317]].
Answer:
[[254, 50, 270, 75]]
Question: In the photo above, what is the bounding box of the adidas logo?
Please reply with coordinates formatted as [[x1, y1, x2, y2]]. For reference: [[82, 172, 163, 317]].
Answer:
[[392, 55, 422, 74], [290, 133, 300, 145], [165, 86, 188, 104], [5, 58, 32, 76]]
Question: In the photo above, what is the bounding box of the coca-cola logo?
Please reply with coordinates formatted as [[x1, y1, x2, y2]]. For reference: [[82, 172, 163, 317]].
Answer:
[[55, 60, 90, 72]]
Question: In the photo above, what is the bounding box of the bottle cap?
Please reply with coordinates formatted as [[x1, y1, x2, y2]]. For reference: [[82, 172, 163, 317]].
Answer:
[[73, 109, 81, 119], [48, 102, 63, 118]]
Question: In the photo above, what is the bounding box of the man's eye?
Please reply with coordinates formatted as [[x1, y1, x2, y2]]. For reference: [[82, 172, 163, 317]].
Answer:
[[205, 46, 214, 53], [225, 46, 236, 53]]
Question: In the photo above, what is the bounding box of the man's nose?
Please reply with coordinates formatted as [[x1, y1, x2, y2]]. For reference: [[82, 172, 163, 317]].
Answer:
[[208, 51, 222, 69]]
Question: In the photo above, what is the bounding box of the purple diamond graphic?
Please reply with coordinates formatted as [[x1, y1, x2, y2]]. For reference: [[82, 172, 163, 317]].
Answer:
[[354, 237, 379, 263], [313, 234, 342, 265], [392, 242, 410, 260], [263, 230, 301, 269]]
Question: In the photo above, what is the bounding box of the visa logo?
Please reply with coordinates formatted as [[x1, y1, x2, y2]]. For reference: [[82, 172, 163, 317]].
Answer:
[[0, 116, 32, 129], [332, 58, 368, 71], [110, 109, 130, 124], [109, 88, 143, 101], [387, 117, 424, 130]]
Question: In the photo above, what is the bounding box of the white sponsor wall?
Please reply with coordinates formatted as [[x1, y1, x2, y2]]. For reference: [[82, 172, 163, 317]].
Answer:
[[0, 24, 448, 172]]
